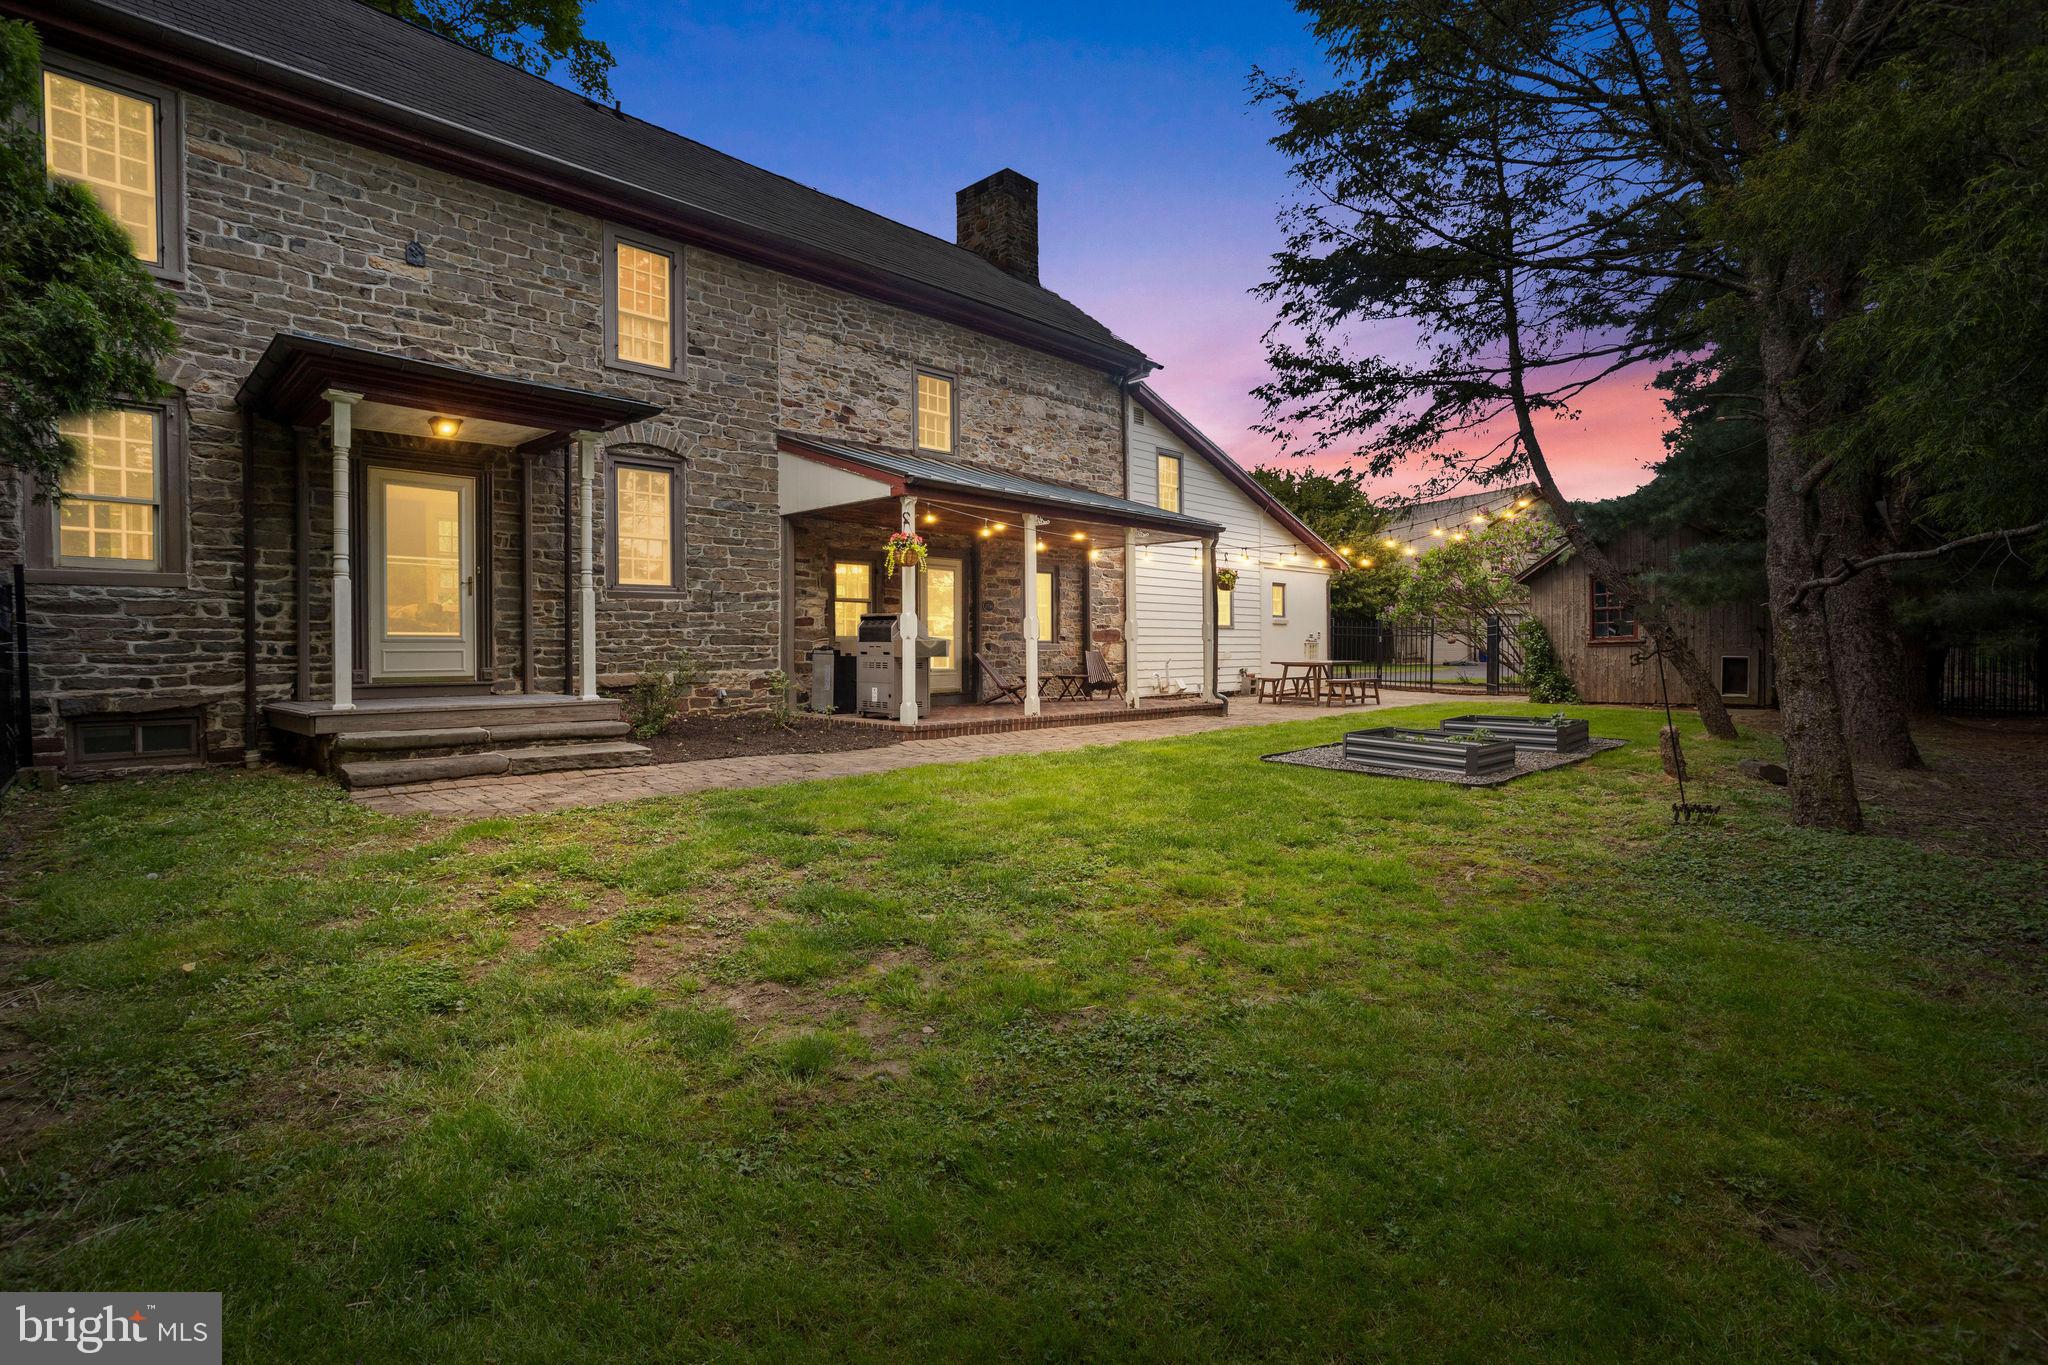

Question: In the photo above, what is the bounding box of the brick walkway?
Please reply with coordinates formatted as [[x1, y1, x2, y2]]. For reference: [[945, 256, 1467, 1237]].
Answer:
[[351, 690, 1438, 818]]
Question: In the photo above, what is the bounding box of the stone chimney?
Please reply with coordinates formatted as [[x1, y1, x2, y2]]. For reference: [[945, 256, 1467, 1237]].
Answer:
[[956, 169, 1039, 284]]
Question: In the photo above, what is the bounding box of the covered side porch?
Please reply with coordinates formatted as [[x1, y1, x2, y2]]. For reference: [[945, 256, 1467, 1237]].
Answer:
[[236, 334, 660, 784], [776, 434, 1226, 726]]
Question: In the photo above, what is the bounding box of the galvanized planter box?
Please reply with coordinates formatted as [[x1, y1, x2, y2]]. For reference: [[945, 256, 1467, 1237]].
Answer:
[[1439, 715, 1590, 752], [1343, 727, 1519, 776]]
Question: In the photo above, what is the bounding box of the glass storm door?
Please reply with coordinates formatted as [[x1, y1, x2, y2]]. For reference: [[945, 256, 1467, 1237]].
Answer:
[[924, 557, 962, 693], [368, 467, 477, 681]]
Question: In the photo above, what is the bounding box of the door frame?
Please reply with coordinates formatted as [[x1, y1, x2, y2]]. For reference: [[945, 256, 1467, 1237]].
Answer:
[[351, 451, 495, 691], [922, 554, 966, 694]]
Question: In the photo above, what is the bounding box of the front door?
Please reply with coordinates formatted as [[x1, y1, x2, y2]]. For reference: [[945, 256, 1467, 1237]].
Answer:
[[924, 556, 963, 693], [367, 466, 477, 681]]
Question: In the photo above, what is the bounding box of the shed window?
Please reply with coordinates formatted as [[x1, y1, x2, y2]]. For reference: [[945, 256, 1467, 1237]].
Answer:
[[833, 560, 872, 642], [1590, 580, 1637, 640], [1156, 453, 1182, 514], [1720, 654, 1752, 699], [43, 70, 160, 262], [916, 372, 954, 453], [57, 408, 160, 568]]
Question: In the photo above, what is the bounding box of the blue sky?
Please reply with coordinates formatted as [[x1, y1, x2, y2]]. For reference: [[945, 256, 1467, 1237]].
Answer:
[[582, 1, 1662, 498]]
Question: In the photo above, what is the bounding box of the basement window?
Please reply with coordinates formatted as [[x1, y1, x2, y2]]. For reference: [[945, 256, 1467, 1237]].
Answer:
[[69, 712, 200, 767]]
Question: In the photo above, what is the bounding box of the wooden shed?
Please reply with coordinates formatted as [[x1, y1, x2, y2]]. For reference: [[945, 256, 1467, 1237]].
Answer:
[[1518, 528, 1775, 707]]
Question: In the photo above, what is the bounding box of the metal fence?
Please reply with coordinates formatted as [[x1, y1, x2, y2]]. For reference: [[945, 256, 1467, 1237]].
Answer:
[[1, 565, 29, 790], [1932, 636, 2045, 716], [1329, 610, 1528, 694]]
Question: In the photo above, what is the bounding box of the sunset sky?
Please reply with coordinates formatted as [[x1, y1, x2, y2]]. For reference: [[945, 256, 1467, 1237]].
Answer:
[[584, 0, 1669, 503]]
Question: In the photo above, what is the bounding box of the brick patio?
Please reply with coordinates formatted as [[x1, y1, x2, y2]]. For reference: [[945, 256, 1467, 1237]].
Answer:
[[351, 690, 1435, 818]]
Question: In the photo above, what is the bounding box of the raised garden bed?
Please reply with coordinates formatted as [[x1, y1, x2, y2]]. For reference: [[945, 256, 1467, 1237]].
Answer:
[[1439, 714, 1590, 752], [1342, 727, 1518, 776]]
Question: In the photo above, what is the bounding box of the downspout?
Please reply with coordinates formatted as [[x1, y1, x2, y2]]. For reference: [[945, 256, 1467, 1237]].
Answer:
[[240, 406, 260, 766], [562, 441, 574, 694]]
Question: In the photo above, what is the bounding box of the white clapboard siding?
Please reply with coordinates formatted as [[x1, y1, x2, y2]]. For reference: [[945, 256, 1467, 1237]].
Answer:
[[1126, 398, 1331, 695]]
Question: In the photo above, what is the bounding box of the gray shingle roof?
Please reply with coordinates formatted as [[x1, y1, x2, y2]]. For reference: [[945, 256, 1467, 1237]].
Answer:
[[60, 0, 1152, 371], [779, 434, 1222, 538]]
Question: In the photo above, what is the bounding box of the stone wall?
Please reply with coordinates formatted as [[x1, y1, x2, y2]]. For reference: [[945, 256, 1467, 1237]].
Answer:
[[2, 78, 1132, 767]]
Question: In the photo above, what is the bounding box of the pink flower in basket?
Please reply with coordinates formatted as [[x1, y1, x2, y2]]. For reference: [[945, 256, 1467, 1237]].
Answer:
[[885, 531, 928, 575]]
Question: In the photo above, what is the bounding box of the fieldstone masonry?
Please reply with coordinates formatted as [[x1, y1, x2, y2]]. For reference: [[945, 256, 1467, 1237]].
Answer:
[[2, 86, 1138, 769]]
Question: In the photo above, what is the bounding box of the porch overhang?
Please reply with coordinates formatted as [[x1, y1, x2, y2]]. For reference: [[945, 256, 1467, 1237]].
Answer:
[[776, 432, 1224, 541], [235, 332, 662, 442]]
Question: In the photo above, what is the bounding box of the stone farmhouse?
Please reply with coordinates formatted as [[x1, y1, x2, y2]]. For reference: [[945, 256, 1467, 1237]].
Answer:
[[3, 0, 1252, 785]]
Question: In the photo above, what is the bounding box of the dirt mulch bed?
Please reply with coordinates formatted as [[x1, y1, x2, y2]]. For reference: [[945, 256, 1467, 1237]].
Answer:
[[639, 712, 901, 764]]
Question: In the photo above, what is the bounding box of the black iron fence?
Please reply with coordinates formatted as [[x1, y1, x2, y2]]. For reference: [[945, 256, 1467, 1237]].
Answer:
[[1932, 635, 2045, 716], [1329, 610, 1528, 694], [1, 565, 29, 790]]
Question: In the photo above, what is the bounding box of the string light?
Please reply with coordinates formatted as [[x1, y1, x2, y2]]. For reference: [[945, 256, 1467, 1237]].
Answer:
[[1402, 546, 1417, 557], [1070, 530, 1087, 541], [1430, 528, 1445, 538], [1363, 557, 1374, 567], [1383, 538, 1398, 549], [1088, 548, 1100, 561], [922, 511, 938, 525], [1035, 539, 1047, 552], [1315, 558, 1327, 568], [992, 522, 1007, 532]]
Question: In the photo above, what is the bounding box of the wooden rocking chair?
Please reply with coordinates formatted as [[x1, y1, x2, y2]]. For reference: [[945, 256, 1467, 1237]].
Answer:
[[976, 651, 1028, 705], [1081, 649, 1124, 701]]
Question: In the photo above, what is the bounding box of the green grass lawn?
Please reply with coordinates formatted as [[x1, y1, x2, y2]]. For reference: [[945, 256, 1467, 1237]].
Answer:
[[2, 701, 2042, 1360]]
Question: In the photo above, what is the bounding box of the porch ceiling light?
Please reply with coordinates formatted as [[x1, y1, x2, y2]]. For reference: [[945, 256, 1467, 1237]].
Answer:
[[992, 522, 1007, 532], [1035, 539, 1047, 552], [1070, 530, 1086, 541], [428, 415, 463, 439], [1089, 549, 1101, 561], [978, 525, 993, 539]]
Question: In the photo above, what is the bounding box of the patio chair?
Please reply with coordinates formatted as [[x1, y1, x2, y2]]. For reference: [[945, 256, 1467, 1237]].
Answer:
[[1081, 649, 1124, 701], [975, 651, 1028, 705]]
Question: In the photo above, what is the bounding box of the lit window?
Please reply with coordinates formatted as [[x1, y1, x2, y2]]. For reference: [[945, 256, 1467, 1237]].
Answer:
[[1217, 585, 1233, 629], [1591, 580, 1637, 639], [916, 373, 953, 453], [43, 71, 158, 263], [1035, 570, 1056, 642], [1271, 582, 1286, 620], [57, 409, 159, 567], [833, 561, 872, 641], [1156, 453, 1182, 513], [613, 240, 673, 370], [614, 465, 674, 587]]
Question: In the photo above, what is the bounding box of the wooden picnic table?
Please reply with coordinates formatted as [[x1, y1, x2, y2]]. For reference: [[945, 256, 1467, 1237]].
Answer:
[[1270, 660, 1367, 705]]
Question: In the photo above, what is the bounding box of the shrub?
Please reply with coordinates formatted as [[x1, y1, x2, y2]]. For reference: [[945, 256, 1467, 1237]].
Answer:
[[1517, 617, 1580, 704], [763, 669, 798, 727], [625, 654, 703, 738]]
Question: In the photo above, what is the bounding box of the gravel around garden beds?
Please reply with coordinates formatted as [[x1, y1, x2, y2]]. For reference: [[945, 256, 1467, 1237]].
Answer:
[[1261, 737, 1628, 785]]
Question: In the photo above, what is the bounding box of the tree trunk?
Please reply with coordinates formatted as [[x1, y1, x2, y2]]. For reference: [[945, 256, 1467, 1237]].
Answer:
[[1818, 482, 1923, 768], [1757, 297, 1863, 830]]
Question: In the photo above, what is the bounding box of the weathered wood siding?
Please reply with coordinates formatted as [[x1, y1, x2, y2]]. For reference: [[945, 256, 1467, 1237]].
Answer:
[[1526, 527, 1773, 706]]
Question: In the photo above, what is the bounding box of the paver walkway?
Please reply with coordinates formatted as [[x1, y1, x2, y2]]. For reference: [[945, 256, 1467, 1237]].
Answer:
[[353, 690, 1439, 818]]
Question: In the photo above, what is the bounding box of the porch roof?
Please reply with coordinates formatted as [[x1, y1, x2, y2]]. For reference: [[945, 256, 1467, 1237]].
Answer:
[[235, 333, 662, 441], [777, 433, 1225, 540]]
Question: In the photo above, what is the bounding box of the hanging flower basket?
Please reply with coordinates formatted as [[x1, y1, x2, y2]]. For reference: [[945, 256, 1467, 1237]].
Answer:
[[885, 531, 929, 575], [1214, 567, 1239, 593]]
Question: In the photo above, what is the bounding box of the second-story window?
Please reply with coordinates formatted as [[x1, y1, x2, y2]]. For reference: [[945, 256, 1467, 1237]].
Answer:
[[916, 372, 954, 454], [41, 64, 182, 275], [605, 228, 681, 376], [1156, 453, 1182, 513]]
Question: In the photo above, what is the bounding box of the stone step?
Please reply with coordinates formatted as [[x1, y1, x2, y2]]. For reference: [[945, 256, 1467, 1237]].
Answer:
[[500, 741, 652, 776], [338, 752, 511, 789], [486, 719, 634, 744], [332, 727, 492, 753]]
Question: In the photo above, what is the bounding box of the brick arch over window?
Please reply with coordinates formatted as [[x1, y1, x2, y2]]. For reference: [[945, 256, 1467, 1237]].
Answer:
[[604, 440, 688, 595]]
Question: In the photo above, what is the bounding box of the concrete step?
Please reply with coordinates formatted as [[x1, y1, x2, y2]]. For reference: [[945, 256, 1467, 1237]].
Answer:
[[486, 719, 634, 744], [338, 752, 511, 789], [499, 741, 652, 776]]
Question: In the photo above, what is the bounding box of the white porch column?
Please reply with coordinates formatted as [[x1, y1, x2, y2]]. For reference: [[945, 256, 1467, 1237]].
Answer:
[[1200, 535, 1220, 702], [1123, 527, 1141, 709], [574, 430, 601, 701], [1021, 513, 1042, 716], [898, 496, 920, 725], [323, 389, 362, 711]]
